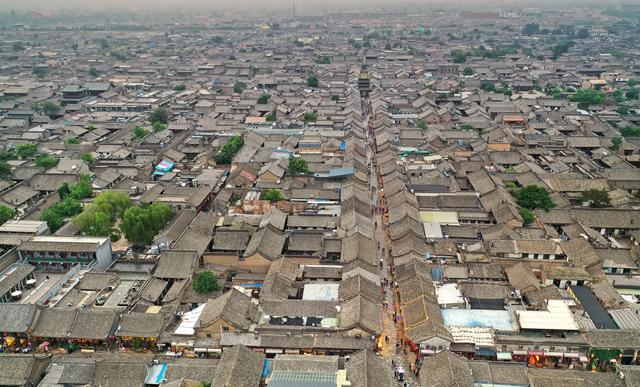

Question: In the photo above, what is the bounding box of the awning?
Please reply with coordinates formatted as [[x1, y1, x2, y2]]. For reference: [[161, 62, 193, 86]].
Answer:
[[579, 356, 589, 362], [497, 352, 512, 360], [564, 352, 580, 358], [513, 350, 528, 355], [420, 349, 436, 355], [194, 348, 207, 353], [207, 348, 222, 353], [544, 352, 564, 357], [265, 348, 283, 354], [528, 351, 544, 356], [475, 348, 496, 357]]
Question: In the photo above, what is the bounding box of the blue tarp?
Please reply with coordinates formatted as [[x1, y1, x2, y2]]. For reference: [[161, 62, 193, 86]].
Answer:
[[261, 359, 271, 379], [442, 309, 517, 331], [154, 160, 175, 172], [144, 363, 168, 385]]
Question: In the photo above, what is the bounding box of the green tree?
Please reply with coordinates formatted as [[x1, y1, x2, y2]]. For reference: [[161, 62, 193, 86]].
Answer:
[[88, 67, 99, 77], [152, 122, 167, 132], [303, 112, 317, 122], [192, 271, 220, 294], [37, 101, 59, 116], [611, 136, 623, 151], [416, 120, 428, 130], [626, 89, 639, 100], [288, 157, 309, 175], [120, 203, 172, 244], [133, 127, 148, 139], [463, 67, 474, 76], [40, 198, 83, 232], [93, 191, 132, 221], [551, 40, 574, 60], [307, 75, 319, 88], [174, 84, 186, 92], [214, 135, 244, 165], [41, 207, 65, 232], [80, 153, 95, 165], [522, 23, 540, 36], [570, 88, 605, 109], [68, 175, 93, 200], [74, 206, 112, 236], [58, 183, 71, 200], [15, 143, 37, 159], [519, 208, 535, 225], [265, 113, 276, 122], [620, 126, 640, 137], [233, 81, 246, 94], [65, 137, 80, 145], [618, 105, 629, 115], [0, 205, 15, 225], [613, 89, 625, 104], [580, 189, 611, 208], [149, 107, 169, 124], [481, 82, 497, 92], [257, 93, 271, 104], [516, 185, 556, 211], [263, 188, 284, 202], [35, 154, 59, 169], [0, 161, 12, 180], [452, 50, 467, 63]]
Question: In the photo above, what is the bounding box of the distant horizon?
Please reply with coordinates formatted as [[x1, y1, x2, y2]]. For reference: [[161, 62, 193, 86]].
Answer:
[[0, 0, 635, 13]]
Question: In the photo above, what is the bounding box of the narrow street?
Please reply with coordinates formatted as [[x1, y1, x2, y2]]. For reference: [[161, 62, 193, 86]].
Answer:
[[363, 98, 419, 387]]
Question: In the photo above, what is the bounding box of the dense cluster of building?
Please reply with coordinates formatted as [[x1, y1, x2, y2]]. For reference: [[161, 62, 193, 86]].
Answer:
[[1, 4, 640, 387]]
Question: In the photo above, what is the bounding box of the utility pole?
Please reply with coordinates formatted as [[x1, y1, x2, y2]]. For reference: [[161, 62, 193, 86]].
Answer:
[[292, 2, 296, 18]]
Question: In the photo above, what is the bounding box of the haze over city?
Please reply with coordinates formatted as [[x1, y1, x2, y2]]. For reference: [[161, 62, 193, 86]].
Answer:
[[0, 2, 639, 387]]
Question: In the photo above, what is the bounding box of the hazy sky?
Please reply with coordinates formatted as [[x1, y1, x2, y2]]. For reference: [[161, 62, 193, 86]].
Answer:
[[0, 0, 618, 11]]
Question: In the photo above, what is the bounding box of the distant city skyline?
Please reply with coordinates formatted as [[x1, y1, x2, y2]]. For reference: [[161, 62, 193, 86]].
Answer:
[[0, 0, 632, 12]]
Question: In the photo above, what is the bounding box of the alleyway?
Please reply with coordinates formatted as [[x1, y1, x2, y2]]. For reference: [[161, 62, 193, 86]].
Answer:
[[363, 99, 419, 387]]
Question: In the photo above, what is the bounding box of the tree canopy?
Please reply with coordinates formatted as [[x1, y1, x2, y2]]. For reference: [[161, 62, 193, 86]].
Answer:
[[620, 126, 640, 137], [611, 136, 623, 150], [288, 157, 309, 175], [519, 208, 535, 225], [133, 127, 148, 139], [214, 135, 244, 165], [192, 271, 220, 294], [80, 153, 95, 165], [35, 154, 59, 169], [93, 191, 132, 221], [263, 188, 284, 202], [149, 107, 169, 124], [516, 185, 556, 211], [257, 93, 271, 104], [0, 161, 12, 180], [307, 75, 319, 88], [580, 189, 611, 208], [570, 88, 605, 109], [120, 202, 172, 244], [303, 111, 318, 122], [74, 206, 112, 236], [0, 205, 15, 226], [41, 197, 83, 232], [15, 143, 37, 159], [233, 81, 247, 94]]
